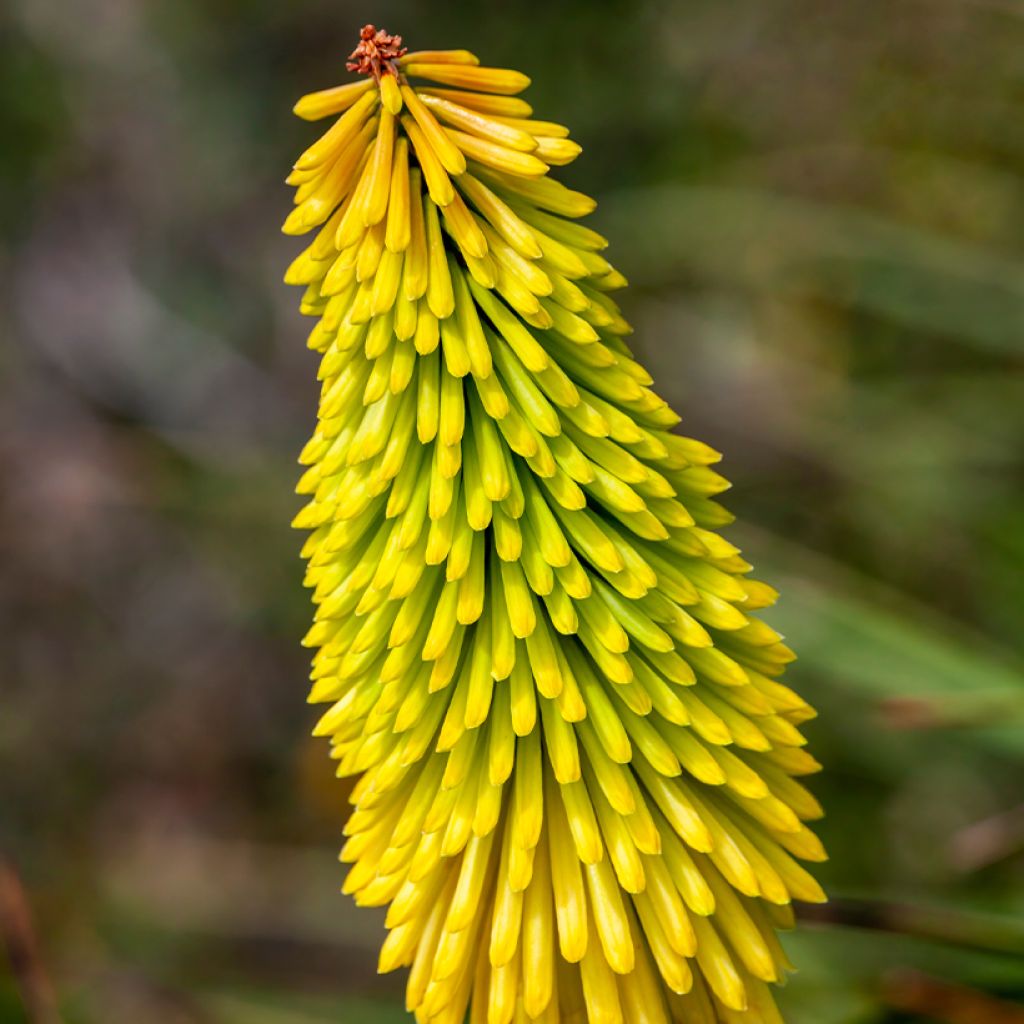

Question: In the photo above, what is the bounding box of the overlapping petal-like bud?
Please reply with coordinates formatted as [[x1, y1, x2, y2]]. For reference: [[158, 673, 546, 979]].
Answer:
[[284, 26, 825, 1024]]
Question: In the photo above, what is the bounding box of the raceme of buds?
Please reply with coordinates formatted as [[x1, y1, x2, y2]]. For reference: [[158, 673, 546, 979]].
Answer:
[[284, 26, 825, 1024]]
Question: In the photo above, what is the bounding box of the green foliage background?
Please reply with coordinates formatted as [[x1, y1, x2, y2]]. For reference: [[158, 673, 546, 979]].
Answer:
[[2, 1, 1022, 1021]]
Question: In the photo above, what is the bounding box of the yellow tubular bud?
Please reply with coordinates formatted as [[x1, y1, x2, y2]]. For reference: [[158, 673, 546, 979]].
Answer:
[[690, 913, 748, 1011], [472, 163, 597, 218], [494, 115, 571, 138], [446, 829, 498, 932], [293, 77, 375, 121], [419, 87, 533, 118], [487, 946, 519, 1023], [559, 779, 603, 865], [511, 728, 543, 851], [619, 912, 678, 1022], [423, 196, 455, 319], [545, 773, 588, 962], [490, 816, 525, 966], [405, 63, 531, 95], [440, 307, 472, 380], [400, 49, 480, 66], [355, 220, 386, 282], [509, 656, 537, 736], [463, 249, 498, 289], [580, 933, 624, 1024], [393, 292, 417, 340], [487, 686, 516, 784], [414, 301, 439, 354], [401, 85, 467, 174], [534, 135, 583, 166], [449, 129, 549, 177], [521, 835, 555, 1018], [537, 694, 579, 782], [453, 271, 492, 377], [403, 115, 455, 207], [457, 172, 542, 259], [440, 190, 489, 260], [362, 106, 396, 225], [283, 124, 376, 236], [379, 71, 403, 115], [698, 857, 779, 983], [333, 170, 373, 251], [402, 168, 428, 297], [293, 89, 379, 169], [384, 137, 411, 251], [370, 248, 403, 316], [285, 163, 320, 185], [419, 93, 538, 151], [481, 223, 552, 296]]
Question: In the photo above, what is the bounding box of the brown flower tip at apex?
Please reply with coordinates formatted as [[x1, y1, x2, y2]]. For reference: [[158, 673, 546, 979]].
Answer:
[[346, 24, 407, 81]]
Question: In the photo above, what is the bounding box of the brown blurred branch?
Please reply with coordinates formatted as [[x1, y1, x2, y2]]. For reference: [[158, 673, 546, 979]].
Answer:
[[882, 968, 1024, 1024], [0, 857, 62, 1024]]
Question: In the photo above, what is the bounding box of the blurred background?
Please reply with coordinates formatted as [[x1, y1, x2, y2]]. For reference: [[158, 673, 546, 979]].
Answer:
[[2, 0, 1023, 1021]]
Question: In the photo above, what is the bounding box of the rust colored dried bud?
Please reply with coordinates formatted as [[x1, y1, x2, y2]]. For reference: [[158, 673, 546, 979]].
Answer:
[[346, 24, 407, 81]]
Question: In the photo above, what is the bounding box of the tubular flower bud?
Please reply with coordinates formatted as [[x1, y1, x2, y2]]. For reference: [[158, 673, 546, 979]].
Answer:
[[284, 25, 824, 1024]]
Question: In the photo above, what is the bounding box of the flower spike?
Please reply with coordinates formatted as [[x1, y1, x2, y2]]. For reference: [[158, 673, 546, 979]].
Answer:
[[284, 25, 825, 1024]]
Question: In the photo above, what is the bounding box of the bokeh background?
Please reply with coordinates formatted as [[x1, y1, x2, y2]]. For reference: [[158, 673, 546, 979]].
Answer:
[[3, 0, 1023, 1021]]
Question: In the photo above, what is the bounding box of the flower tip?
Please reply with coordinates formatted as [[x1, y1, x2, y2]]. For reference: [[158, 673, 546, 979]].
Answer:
[[346, 24, 408, 82]]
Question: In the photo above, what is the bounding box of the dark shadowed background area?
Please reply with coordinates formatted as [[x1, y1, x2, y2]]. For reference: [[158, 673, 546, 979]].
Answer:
[[2, 1, 1023, 1021]]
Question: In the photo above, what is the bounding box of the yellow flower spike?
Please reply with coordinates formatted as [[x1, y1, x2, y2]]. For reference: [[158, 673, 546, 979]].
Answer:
[[284, 25, 823, 1024]]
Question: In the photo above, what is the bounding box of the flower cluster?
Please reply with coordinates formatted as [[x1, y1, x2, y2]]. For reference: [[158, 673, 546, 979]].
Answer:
[[284, 28, 825, 1024]]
